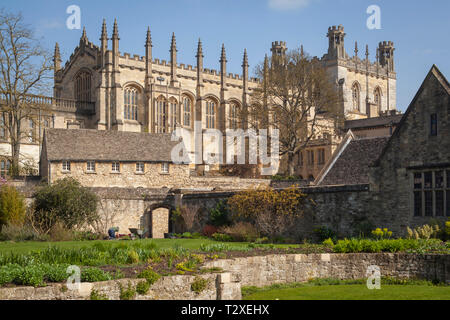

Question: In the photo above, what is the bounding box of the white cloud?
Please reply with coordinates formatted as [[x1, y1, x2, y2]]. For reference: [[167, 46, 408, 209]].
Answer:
[[268, 0, 312, 11]]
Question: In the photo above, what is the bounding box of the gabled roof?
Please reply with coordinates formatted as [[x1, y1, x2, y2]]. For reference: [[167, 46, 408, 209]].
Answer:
[[316, 134, 389, 186], [43, 129, 182, 163], [344, 114, 403, 130], [373, 64, 450, 167]]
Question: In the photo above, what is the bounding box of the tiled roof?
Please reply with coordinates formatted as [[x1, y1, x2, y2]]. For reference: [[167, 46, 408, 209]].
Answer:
[[344, 114, 403, 130], [44, 129, 182, 162], [319, 136, 389, 186]]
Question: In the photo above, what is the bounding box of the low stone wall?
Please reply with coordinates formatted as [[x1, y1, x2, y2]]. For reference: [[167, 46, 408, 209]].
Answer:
[[0, 273, 241, 301], [0, 253, 448, 300], [203, 253, 450, 287]]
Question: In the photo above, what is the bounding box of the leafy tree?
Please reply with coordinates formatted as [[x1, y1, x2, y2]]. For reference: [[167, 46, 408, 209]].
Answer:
[[33, 177, 99, 230], [0, 184, 26, 228]]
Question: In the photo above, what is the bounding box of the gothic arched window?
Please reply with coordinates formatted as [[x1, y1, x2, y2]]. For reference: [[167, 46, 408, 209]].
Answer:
[[156, 96, 168, 133], [205, 99, 216, 129], [229, 103, 240, 129], [169, 98, 178, 132], [124, 87, 139, 121], [374, 87, 382, 112], [183, 96, 192, 127], [352, 82, 360, 111], [74, 71, 91, 102]]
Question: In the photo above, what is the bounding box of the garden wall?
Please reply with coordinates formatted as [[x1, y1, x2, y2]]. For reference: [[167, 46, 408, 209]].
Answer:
[[0, 273, 241, 300], [203, 253, 450, 287], [0, 253, 448, 300]]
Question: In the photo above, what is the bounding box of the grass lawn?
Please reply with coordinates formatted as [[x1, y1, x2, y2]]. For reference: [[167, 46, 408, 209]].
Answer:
[[0, 238, 297, 255], [243, 284, 450, 300]]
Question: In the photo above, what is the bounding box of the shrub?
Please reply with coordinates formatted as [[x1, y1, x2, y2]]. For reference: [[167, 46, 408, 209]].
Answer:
[[90, 289, 109, 300], [33, 177, 99, 231], [219, 222, 259, 242], [228, 186, 307, 238], [42, 264, 69, 283], [14, 265, 45, 287], [323, 238, 334, 246], [137, 268, 161, 286], [136, 280, 150, 295], [81, 267, 112, 282], [48, 222, 75, 242], [191, 276, 209, 294], [0, 223, 48, 242], [0, 185, 26, 228], [202, 225, 218, 238], [209, 201, 230, 227], [212, 233, 233, 242], [119, 282, 136, 300], [182, 232, 192, 239]]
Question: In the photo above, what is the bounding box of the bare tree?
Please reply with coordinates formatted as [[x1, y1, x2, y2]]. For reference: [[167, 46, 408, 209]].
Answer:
[[179, 205, 200, 232], [93, 197, 122, 235], [249, 48, 343, 176], [0, 9, 53, 175]]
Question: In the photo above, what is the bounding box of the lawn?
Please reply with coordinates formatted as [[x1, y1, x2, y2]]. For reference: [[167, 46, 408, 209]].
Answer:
[[243, 284, 450, 300], [0, 238, 297, 255]]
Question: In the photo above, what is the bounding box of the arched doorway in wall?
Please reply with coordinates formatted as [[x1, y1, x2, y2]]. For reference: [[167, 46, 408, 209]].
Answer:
[[146, 204, 175, 239]]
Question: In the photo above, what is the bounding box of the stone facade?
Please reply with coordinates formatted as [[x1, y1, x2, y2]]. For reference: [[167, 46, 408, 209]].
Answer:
[[48, 161, 191, 188], [0, 23, 397, 176], [369, 65, 450, 234]]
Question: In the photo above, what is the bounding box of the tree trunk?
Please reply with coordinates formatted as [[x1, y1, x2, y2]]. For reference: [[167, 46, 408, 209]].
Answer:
[[11, 140, 20, 177], [287, 152, 295, 176]]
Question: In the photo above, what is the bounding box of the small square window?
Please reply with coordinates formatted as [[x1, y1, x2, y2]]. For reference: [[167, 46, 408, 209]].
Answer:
[[136, 162, 144, 173], [62, 161, 71, 172], [161, 163, 169, 174], [87, 161, 96, 172], [112, 162, 120, 173]]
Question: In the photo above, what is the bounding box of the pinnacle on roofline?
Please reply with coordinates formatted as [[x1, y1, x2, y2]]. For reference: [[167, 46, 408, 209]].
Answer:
[[146, 27, 152, 46]]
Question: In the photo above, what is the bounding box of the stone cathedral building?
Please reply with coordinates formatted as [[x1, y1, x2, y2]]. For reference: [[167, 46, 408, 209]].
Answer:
[[1, 21, 398, 181]]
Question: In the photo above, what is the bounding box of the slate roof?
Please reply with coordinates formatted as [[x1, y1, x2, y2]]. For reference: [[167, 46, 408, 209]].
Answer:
[[44, 129, 181, 162], [344, 114, 403, 130], [318, 136, 389, 186]]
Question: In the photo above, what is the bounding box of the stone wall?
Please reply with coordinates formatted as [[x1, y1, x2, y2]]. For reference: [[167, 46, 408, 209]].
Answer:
[[203, 253, 450, 288], [1, 253, 448, 300], [0, 273, 241, 301]]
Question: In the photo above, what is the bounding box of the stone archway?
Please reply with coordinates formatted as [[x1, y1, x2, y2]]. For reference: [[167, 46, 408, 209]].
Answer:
[[146, 204, 175, 239]]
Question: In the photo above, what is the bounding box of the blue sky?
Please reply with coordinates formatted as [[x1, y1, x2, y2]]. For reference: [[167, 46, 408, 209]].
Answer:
[[3, 0, 449, 111]]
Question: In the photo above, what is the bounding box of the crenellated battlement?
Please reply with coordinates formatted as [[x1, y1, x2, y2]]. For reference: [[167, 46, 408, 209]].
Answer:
[[328, 25, 345, 32]]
